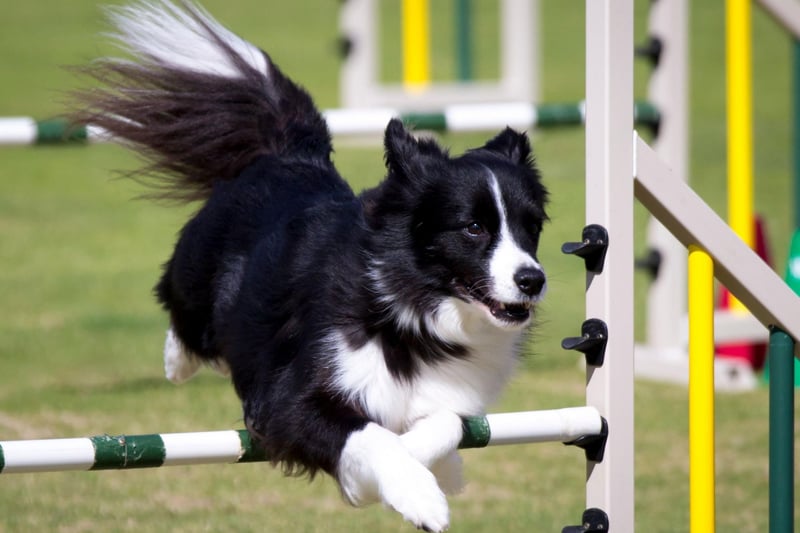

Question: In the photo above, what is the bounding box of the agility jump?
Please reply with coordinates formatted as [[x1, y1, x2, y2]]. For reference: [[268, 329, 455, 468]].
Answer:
[[0, 1, 797, 532]]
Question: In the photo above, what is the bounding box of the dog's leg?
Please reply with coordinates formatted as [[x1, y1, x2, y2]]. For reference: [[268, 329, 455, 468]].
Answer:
[[400, 410, 465, 495], [338, 422, 450, 533], [429, 450, 465, 496], [163, 327, 201, 383], [400, 410, 463, 467]]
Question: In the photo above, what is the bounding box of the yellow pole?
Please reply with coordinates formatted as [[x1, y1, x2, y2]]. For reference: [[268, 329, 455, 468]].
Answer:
[[726, 0, 754, 311], [402, 0, 430, 91], [688, 245, 716, 533]]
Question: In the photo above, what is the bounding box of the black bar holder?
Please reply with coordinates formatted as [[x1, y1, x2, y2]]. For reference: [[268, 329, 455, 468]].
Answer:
[[565, 417, 608, 463], [562, 508, 610, 533], [561, 224, 609, 274], [634, 247, 662, 279], [562, 319, 608, 367], [635, 35, 663, 66]]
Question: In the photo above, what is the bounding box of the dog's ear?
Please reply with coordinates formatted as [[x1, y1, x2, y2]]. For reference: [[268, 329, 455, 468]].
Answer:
[[481, 127, 533, 167], [383, 118, 445, 180]]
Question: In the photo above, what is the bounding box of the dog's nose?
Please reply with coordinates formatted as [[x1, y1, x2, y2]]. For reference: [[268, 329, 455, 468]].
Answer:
[[514, 267, 545, 296]]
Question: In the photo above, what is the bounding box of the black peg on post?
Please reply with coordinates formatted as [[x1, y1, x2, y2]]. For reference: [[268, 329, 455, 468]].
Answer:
[[561, 319, 608, 367], [565, 417, 608, 463], [561, 224, 609, 274], [634, 247, 662, 279], [562, 507, 610, 533], [635, 35, 663, 66]]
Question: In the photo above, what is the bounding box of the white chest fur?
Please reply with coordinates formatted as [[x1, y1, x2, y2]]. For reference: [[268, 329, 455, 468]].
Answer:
[[329, 298, 524, 433]]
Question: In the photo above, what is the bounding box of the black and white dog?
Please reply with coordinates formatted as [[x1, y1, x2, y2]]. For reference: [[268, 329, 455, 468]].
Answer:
[[75, 2, 548, 530]]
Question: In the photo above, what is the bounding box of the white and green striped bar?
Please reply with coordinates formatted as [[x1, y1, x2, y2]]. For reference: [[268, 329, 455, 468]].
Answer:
[[327, 101, 658, 135], [0, 102, 659, 145], [0, 407, 603, 474], [0, 117, 108, 145]]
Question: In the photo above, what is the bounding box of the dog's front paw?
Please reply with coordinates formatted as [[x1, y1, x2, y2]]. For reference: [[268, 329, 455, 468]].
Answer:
[[400, 410, 463, 469], [379, 459, 450, 532], [338, 423, 450, 531]]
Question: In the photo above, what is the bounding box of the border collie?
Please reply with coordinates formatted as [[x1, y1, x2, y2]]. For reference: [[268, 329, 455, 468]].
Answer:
[[74, 2, 548, 530]]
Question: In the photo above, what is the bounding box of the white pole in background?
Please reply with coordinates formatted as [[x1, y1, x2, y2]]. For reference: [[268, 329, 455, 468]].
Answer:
[[642, 0, 689, 354]]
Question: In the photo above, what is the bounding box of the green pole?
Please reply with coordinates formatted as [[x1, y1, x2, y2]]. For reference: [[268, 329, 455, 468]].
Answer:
[[454, 0, 473, 82], [768, 327, 794, 533]]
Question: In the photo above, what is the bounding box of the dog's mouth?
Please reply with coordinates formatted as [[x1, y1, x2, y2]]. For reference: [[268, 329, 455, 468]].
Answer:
[[454, 279, 532, 325]]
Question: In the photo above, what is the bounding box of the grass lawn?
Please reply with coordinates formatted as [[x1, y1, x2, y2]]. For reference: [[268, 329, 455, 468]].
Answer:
[[0, 0, 798, 531]]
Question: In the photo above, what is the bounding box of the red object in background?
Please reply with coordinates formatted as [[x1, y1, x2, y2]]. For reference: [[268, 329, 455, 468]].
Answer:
[[715, 216, 770, 370]]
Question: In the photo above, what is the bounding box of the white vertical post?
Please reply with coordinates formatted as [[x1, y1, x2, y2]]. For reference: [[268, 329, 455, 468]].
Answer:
[[339, 0, 377, 110], [643, 0, 689, 352], [499, 0, 538, 103], [584, 0, 636, 530]]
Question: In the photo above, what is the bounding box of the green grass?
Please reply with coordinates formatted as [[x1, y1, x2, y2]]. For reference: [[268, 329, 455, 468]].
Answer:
[[0, 0, 798, 531]]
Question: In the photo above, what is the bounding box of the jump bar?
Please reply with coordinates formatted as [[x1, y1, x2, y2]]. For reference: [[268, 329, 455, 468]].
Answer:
[[0, 102, 659, 145], [0, 406, 602, 474]]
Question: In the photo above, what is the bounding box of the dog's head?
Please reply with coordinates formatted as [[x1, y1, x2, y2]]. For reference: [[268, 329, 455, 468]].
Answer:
[[363, 119, 548, 331]]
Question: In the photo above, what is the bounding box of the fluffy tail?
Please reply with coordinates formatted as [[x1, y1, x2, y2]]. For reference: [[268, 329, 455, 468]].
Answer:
[[72, 0, 331, 201]]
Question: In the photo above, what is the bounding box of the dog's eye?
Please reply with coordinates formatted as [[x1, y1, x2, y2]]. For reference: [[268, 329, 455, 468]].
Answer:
[[464, 222, 486, 237]]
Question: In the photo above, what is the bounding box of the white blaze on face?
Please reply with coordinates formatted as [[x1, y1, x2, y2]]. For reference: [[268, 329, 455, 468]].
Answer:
[[487, 172, 546, 303]]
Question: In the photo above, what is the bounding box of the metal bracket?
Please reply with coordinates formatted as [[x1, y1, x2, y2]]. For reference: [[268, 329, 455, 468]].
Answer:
[[565, 417, 608, 463], [561, 318, 608, 367], [561, 507, 610, 533], [561, 224, 609, 274]]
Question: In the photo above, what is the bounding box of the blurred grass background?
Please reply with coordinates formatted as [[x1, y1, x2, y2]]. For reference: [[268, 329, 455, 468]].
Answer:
[[0, 0, 798, 531]]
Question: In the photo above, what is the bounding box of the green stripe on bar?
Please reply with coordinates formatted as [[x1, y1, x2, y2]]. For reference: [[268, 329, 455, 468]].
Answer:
[[36, 119, 87, 144], [237, 430, 268, 463], [0, 443, 5, 473], [90, 434, 166, 470], [402, 112, 447, 131], [633, 101, 661, 132], [459, 416, 491, 448], [536, 103, 584, 127]]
